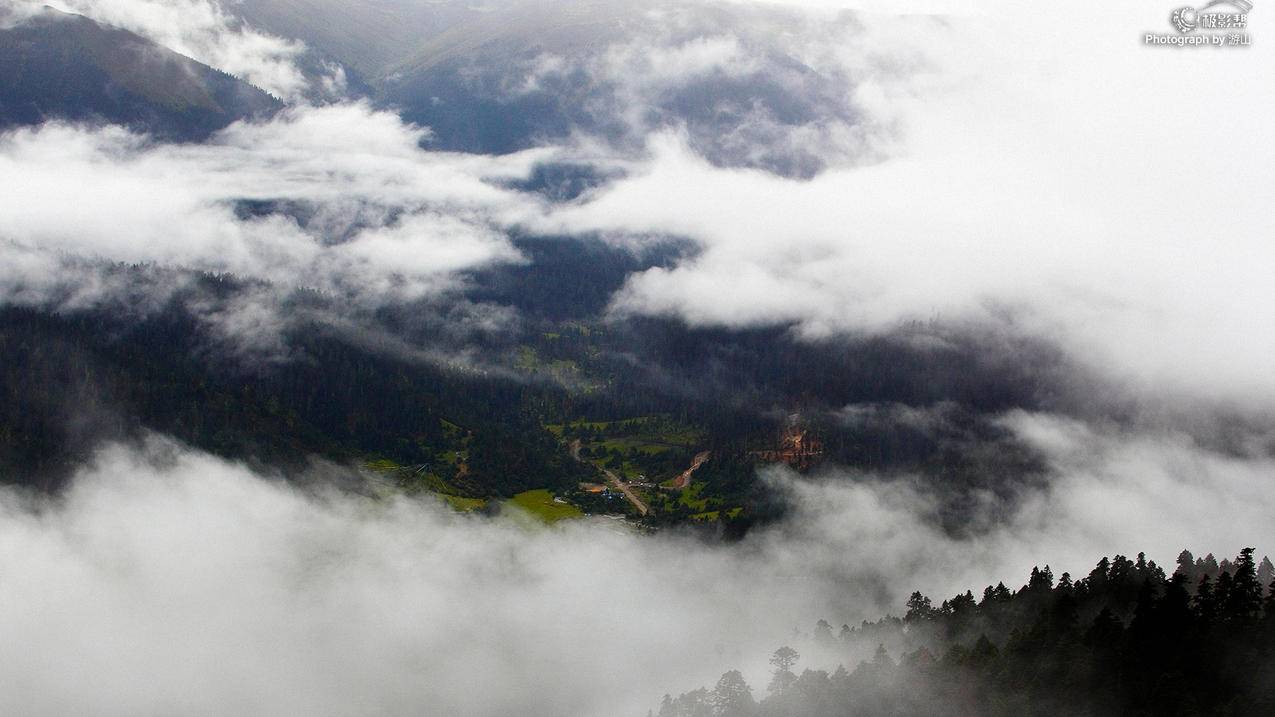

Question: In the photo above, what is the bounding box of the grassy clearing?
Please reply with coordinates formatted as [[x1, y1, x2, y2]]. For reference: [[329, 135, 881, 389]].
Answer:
[[545, 416, 675, 434], [545, 419, 618, 434], [365, 458, 403, 473], [598, 438, 672, 455], [364, 456, 481, 509], [688, 507, 743, 522], [443, 495, 487, 512], [551, 415, 702, 473], [514, 346, 582, 381], [678, 481, 710, 511], [506, 489, 584, 523]]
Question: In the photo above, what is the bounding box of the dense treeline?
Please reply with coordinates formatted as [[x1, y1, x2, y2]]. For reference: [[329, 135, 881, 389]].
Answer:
[[658, 548, 1275, 716], [0, 300, 586, 495], [519, 303, 1064, 492]]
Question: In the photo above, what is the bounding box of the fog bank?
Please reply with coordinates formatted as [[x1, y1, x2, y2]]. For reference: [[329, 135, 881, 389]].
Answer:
[[2, 414, 1271, 715]]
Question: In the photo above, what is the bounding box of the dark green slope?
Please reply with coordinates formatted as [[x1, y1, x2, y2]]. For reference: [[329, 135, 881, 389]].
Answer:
[[0, 7, 280, 139]]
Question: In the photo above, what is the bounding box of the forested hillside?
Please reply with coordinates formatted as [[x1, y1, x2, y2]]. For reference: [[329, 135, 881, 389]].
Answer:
[[0, 296, 586, 495], [0, 252, 1060, 527], [657, 549, 1275, 716]]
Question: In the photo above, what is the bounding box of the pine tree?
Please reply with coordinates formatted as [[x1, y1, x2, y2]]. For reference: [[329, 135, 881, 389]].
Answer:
[[711, 671, 756, 716], [767, 646, 800, 693], [905, 591, 934, 622], [1225, 547, 1263, 623], [1258, 556, 1275, 594], [1195, 575, 1217, 624], [1176, 549, 1196, 581]]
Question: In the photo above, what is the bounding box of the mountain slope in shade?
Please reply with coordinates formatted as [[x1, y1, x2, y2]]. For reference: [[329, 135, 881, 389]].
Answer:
[[229, 0, 861, 176], [0, 7, 280, 140], [376, 0, 859, 175], [233, 0, 498, 80]]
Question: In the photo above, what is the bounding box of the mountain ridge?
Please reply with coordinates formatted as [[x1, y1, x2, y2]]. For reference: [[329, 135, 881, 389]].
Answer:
[[0, 6, 281, 140]]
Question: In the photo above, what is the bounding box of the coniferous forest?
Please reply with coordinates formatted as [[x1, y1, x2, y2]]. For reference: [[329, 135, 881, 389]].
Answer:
[[658, 549, 1275, 717]]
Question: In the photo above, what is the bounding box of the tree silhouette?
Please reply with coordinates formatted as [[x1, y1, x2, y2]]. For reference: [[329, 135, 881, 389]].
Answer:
[[767, 646, 800, 693], [1226, 547, 1263, 623], [658, 548, 1275, 717], [711, 670, 755, 716]]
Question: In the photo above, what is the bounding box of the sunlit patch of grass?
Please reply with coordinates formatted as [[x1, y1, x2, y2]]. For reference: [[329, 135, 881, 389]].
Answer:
[[506, 489, 583, 523], [442, 495, 487, 512], [364, 458, 402, 473], [678, 481, 710, 512]]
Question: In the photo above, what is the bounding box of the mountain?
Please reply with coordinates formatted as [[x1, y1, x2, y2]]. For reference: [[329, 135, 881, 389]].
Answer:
[[232, 0, 858, 175], [0, 7, 280, 140], [233, 0, 499, 81]]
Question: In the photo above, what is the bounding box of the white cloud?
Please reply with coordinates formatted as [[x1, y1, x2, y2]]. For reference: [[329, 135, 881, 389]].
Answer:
[[323, 212, 520, 301], [535, 2, 1275, 407], [1, 416, 1271, 715], [0, 0, 43, 27], [31, 0, 315, 99], [604, 34, 758, 87], [3, 1, 1271, 412], [2, 0, 1268, 413], [0, 441, 843, 716], [0, 104, 546, 313]]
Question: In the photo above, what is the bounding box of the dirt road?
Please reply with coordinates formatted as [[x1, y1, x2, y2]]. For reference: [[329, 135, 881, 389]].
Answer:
[[672, 450, 712, 489], [569, 438, 649, 515], [603, 468, 649, 516]]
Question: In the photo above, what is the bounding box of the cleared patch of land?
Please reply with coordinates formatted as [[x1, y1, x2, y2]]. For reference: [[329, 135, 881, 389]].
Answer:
[[505, 489, 584, 523], [547, 415, 703, 482], [442, 495, 487, 512]]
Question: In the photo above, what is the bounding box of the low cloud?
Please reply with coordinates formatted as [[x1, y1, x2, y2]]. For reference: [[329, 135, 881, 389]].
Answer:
[[1, 0, 1270, 424], [0, 0, 43, 27], [2, 413, 1272, 715], [29, 0, 321, 99], [535, 2, 1275, 410], [0, 104, 554, 353], [486, 2, 875, 176], [788, 411, 1275, 601]]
